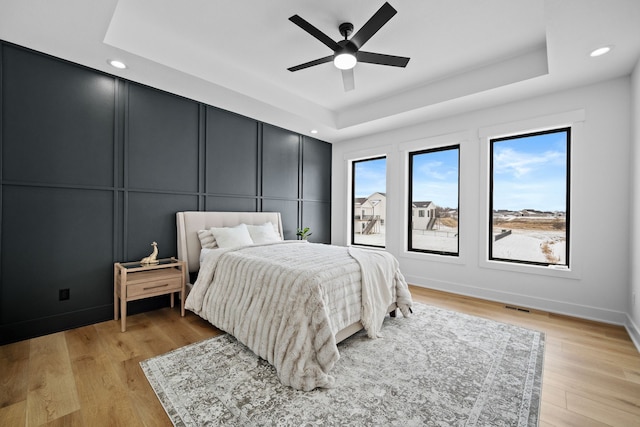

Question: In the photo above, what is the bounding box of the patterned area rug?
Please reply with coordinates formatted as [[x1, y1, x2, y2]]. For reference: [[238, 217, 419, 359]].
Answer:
[[141, 303, 544, 426]]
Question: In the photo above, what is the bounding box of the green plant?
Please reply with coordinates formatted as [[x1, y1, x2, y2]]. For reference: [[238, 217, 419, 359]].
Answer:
[[296, 227, 312, 240]]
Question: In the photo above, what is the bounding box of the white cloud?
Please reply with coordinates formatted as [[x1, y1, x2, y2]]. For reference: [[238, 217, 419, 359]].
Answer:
[[417, 161, 449, 180], [494, 148, 564, 178]]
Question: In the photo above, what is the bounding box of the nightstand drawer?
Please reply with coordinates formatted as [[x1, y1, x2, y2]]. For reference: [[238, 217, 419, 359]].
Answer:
[[127, 277, 182, 298]]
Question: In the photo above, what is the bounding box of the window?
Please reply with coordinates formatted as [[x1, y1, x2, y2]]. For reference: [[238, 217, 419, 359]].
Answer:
[[489, 128, 570, 266], [408, 145, 459, 255], [352, 156, 386, 248]]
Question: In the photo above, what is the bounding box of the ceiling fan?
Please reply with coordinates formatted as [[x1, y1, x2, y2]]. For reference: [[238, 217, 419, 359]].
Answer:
[[287, 2, 410, 92]]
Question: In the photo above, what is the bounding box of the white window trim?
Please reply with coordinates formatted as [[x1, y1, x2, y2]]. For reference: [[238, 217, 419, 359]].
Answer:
[[478, 110, 585, 279], [344, 146, 394, 249], [399, 131, 470, 264]]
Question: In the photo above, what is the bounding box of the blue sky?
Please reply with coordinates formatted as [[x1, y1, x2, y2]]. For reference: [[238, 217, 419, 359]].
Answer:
[[354, 130, 567, 212], [492, 131, 567, 211], [411, 148, 459, 209], [354, 150, 460, 209], [354, 158, 387, 198]]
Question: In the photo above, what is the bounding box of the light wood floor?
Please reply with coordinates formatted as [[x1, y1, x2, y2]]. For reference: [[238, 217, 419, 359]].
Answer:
[[1, 286, 639, 426]]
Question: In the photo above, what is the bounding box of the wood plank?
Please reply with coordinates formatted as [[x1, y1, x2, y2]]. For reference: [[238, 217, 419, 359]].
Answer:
[[144, 307, 220, 348], [541, 383, 567, 408], [125, 313, 182, 357], [0, 400, 26, 426], [65, 325, 142, 427], [544, 364, 640, 409], [120, 356, 173, 427], [624, 367, 640, 383], [26, 332, 80, 426], [561, 340, 640, 369], [540, 403, 611, 427], [566, 392, 640, 427], [544, 352, 628, 381], [92, 315, 154, 362], [38, 409, 85, 427], [0, 339, 30, 408]]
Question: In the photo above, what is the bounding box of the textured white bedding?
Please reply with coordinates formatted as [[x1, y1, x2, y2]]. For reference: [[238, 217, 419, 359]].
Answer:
[[185, 240, 412, 391]]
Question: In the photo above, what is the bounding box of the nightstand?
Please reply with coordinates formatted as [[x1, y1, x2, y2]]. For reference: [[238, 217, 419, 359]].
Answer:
[[114, 257, 186, 332]]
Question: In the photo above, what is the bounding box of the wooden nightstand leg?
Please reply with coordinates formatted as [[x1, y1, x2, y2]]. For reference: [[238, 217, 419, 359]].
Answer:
[[120, 270, 127, 332], [180, 263, 186, 317], [120, 297, 127, 332], [180, 287, 186, 317], [114, 265, 119, 321], [170, 292, 175, 308]]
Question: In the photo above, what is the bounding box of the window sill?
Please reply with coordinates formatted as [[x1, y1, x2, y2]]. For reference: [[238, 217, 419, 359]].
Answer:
[[350, 244, 386, 251], [479, 258, 581, 279], [401, 250, 465, 265]]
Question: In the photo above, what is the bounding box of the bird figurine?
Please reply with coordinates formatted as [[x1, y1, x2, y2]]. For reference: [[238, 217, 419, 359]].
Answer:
[[140, 241, 159, 264]]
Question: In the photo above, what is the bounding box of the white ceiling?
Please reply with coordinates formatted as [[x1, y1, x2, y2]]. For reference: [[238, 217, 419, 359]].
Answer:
[[1, 0, 639, 143]]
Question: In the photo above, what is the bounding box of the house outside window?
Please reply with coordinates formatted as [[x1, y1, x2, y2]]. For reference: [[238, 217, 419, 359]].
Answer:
[[489, 127, 570, 266], [408, 145, 459, 255], [352, 157, 386, 248]]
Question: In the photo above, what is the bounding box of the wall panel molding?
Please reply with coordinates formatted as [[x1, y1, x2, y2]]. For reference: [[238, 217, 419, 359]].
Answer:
[[0, 40, 332, 344]]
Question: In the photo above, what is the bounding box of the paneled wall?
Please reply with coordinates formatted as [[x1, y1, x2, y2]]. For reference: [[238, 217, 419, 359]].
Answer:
[[0, 42, 332, 344]]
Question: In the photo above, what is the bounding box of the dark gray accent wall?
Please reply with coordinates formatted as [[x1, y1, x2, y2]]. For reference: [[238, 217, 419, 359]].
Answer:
[[205, 107, 258, 197], [0, 42, 332, 344], [127, 84, 200, 193]]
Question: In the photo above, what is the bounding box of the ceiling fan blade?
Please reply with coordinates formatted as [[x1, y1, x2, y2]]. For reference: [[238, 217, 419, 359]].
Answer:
[[342, 68, 355, 91], [288, 55, 333, 72], [349, 2, 397, 50], [357, 51, 410, 67], [289, 15, 340, 52]]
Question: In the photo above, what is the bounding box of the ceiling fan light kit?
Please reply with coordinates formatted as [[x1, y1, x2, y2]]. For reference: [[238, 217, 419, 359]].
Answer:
[[334, 53, 357, 70], [288, 2, 410, 91], [334, 23, 357, 70]]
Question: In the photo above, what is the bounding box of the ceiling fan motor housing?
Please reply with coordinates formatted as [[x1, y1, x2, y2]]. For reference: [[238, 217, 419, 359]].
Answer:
[[339, 22, 354, 39], [336, 39, 358, 56]]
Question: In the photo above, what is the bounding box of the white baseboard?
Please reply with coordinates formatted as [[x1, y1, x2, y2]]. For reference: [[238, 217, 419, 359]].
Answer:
[[626, 316, 640, 353], [406, 275, 629, 327]]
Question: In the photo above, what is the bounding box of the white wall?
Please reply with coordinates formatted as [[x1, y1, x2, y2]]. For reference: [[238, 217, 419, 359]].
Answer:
[[630, 58, 640, 347], [332, 77, 633, 327]]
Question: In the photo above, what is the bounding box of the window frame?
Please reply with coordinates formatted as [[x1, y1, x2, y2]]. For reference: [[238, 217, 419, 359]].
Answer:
[[488, 127, 571, 267], [350, 155, 387, 249], [407, 144, 460, 256], [478, 109, 584, 279]]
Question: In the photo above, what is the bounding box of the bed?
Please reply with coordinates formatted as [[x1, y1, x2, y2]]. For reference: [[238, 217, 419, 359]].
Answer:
[[177, 211, 412, 391]]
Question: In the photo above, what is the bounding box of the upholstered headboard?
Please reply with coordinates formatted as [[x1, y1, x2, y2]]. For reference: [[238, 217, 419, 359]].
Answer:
[[176, 211, 284, 275]]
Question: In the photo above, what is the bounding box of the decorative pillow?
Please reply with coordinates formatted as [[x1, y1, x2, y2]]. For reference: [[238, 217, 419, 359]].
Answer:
[[209, 223, 254, 248], [197, 229, 218, 249], [246, 222, 281, 244]]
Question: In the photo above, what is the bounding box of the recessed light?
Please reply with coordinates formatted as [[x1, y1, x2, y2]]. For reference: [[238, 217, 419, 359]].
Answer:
[[108, 59, 127, 69], [589, 46, 612, 57], [310, 129, 318, 134]]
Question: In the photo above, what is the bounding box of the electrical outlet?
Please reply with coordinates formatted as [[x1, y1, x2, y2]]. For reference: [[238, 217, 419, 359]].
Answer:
[[59, 288, 70, 301]]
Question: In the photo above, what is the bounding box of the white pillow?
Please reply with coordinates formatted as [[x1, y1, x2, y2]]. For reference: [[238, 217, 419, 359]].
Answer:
[[197, 229, 218, 249], [246, 222, 281, 244], [209, 223, 254, 248]]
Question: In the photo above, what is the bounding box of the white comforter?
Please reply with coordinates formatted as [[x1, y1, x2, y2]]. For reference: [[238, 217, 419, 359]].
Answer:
[[185, 241, 412, 391]]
